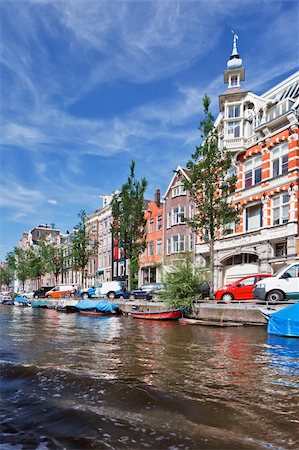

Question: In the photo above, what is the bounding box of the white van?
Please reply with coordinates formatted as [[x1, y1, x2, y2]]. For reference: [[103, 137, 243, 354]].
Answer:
[[95, 281, 124, 299], [254, 263, 299, 303]]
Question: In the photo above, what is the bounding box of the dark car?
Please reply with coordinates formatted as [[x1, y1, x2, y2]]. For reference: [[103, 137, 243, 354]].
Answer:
[[33, 286, 54, 299], [123, 283, 164, 300]]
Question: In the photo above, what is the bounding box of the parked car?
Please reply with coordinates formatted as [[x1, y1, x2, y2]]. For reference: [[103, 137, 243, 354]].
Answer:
[[79, 286, 97, 299], [33, 286, 54, 299], [215, 274, 272, 302], [122, 283, 164, 300], [254, 263, 299, 303], [95, 281, 124, 299], [45, 285, 77, 299], [20, 290, 36, 299]]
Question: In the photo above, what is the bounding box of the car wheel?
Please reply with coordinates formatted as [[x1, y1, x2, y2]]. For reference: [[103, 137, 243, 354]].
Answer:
[[47, 295, 51, 299], [222, 293, 234, 303], [108, 291, 116, 299], [33, 294, 39, 299], [82, 292, 89, 299], [266, 290, 284, 303]]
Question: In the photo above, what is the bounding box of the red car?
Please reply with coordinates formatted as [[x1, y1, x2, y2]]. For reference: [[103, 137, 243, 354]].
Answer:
[[215, 274, 272, 302]]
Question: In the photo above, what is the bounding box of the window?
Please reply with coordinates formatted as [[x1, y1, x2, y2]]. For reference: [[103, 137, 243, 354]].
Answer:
[[228, 105, 240, 118], [244, 156, 262, 188], [166, 212, 171, 229], [166, 239, 171, 255], [189, 234, 194, 251], [272, 143, 288, 177], [148, 241, 154, 256], [227, 121, 240, 138], [273, 194, 288, 225], [239, 277, 255, 286], [246, 204, 262, 231], [172, 206, 185, 225], [149, 218, 154, 233], [223, 222, 236, 235], [156, 215, 162, 231], [36, 230, 40, 237], [189, 205, 194, 218], [172, 235, 185, 253], [172, 184, 186, 197], [156, 239, 162, 255], [284, 265, 299, 278], [275, 242, 287, 257]]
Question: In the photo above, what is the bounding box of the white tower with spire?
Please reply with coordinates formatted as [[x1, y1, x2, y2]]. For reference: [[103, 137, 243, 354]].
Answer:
[[224, 31, 245, 88]]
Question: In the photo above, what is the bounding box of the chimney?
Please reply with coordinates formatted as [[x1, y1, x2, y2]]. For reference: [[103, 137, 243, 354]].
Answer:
[[154, 188, 160, 207]]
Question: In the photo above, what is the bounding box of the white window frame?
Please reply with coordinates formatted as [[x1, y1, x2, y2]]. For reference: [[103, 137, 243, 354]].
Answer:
[[246, 204, 262, 231], [172, 206, 186, 225], [228, 104, 241, 118], [166, 239, 171, 255], [227, 121, 241, 138], [244, 155, 262, 188], [156, 215, 162, 231], [166, 212, 171, 229], [148, 240, 154, 256], [172, 184, 186, 198], [172, 235, 185, 253], [272, 143, 288, 178], [149, 218, 154, 233], [272, 193, 288, 225], [156, 239, 162, 255]]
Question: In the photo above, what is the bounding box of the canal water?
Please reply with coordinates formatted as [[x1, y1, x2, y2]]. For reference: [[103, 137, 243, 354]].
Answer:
[[0, 306, 298, 450]]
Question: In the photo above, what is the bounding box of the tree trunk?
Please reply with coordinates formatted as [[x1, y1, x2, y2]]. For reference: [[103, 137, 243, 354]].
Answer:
[[209, 238, 214, 298], [127, 259, 131, 290]]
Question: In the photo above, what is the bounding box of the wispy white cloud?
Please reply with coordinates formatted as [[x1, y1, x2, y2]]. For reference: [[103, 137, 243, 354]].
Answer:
[[47, 199, 57, 205]]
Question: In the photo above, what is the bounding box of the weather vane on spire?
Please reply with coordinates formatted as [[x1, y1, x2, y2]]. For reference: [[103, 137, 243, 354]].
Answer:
[[230, 30, 239, 58]]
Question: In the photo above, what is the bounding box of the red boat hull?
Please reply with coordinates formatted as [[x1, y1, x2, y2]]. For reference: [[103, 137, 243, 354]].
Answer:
[[130, 309, 182, 320]]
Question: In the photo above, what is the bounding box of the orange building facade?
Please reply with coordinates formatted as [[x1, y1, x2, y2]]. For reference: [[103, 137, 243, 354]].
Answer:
[[196, 35, 299, 288], [138, 189, 164, 285]]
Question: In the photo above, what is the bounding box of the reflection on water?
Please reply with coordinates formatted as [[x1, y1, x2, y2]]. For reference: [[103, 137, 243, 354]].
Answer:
[[1, 306, 299, 449]]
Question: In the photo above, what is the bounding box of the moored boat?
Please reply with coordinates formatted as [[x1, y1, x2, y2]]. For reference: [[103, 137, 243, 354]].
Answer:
[[267, 303, 299, 338], [129, 308, 183, 320], [14, 296, 31, 307], [76, 299, 121, 316]]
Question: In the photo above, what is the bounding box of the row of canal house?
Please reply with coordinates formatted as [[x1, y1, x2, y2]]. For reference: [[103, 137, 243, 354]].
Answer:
[[138, 38, 299, 288], [15, 38, 299, 292]]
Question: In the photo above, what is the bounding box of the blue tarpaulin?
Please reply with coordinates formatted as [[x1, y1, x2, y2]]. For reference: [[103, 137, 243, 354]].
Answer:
[[75, 299, 120, 312], [14, 296, 30, 304], [267, 303, 299, 338]]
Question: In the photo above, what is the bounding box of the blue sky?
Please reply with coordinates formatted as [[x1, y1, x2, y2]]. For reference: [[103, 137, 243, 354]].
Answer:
[[0, 0, 298, 260]]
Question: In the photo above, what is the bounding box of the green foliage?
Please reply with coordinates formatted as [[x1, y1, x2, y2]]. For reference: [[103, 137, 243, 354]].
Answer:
[[183, 95, 239, 294], [160, 253, 209, 309], [0, 266, 10, 287], [39, 239, 63, 283], [71, 210, 97, 283], [6, 247, 31, 289], [111, 161, 148, 288]]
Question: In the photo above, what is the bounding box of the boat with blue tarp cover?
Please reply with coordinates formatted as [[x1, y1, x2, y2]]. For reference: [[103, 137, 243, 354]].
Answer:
[[14, 296, 31, 307], [267, 302, 299, 338], [75, 299, 121, 316]]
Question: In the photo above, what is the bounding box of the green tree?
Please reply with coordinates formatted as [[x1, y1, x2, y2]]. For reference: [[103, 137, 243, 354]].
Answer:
[[184, 95, 239, 296], [71, 210, 97, 287], [0, 266, 11, 288], [160, 253, 209, 309], [111, 161, 148, 289], [39, 239, 63, 284], [6, 247, 31, 290]]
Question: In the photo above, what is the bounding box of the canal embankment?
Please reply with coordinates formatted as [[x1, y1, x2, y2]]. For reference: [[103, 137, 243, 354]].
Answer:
[[113, 297, 290, 325]]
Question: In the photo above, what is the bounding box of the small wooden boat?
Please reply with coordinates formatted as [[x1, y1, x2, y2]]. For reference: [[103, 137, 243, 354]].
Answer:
[[129, 309, 182, 320], [80, 309, 111, 316]]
